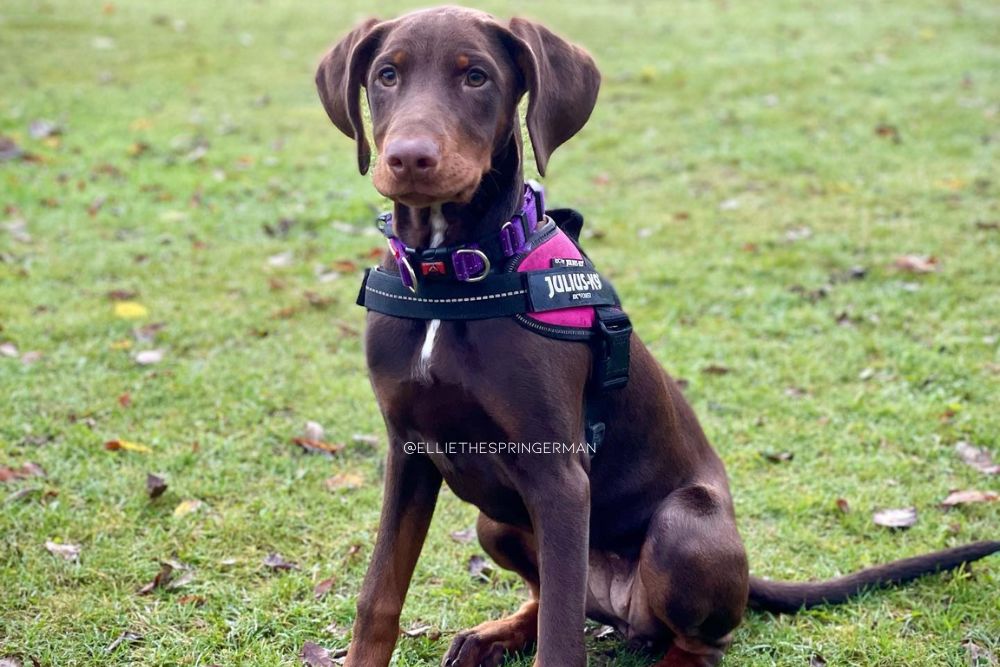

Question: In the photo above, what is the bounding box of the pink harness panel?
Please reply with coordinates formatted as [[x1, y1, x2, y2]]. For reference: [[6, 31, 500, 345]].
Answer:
[[516, 228, 596, 328]]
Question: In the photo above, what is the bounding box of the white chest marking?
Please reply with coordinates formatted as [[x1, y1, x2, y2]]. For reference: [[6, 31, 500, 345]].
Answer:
[[417, 207, 447, 381]]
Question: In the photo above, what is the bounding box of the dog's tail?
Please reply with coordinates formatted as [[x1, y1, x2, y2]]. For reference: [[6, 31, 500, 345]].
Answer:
[[748, 540, 1000, 614]]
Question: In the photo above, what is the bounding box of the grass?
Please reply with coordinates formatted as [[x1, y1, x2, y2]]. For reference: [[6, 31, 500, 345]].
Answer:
[[1, 0, 998, 665]]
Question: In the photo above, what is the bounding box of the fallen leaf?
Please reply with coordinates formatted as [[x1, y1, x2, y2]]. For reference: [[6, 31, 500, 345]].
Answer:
[[114, 301, 149, 319], [105, 439, 152, 454], [172, 499, 203, 518], [450, 528, 476, 544], [761, 451, 794, 463], [300, 641, 333, 667], [784, 226, 812, 242], [133, 322, 165, 343], [107, 289, 138, 301], [178, 594, 205, 606], [963, 639, 997, 666], [29, 119, 62, 140], [467, 554, 493, 580], [701, 364, 731, 375], [118, 393, 132, 407], [324, 473, 363, 491], [134, 349, 165, 365], [268, 251, 293, 268], [0, 342, 18, 358], [137, 561, 175, 595], [263, 552, 298, 571], [401, 624, 432, 638], [20, 351, 42, 365], [940, 490, 999, 507], [0, 136, 24, 161], [955, 441, 999, 475], [893, 255, 939, 274], [293, 438, 343, 456], [45, 540, 82, 560], [836, 498, 850, 513], [873, 507, 917, 529], [331, 259, 359, 273], [314, 577, 335, 599], [874, 123, 901, 143], [167, 570, 195, 590], [0, 462, 46, 483], [146, 473, 168, 499], [105, 631, 142, 653]]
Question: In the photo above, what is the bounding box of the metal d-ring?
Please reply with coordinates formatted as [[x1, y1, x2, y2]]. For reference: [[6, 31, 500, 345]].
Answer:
[[386, 237, 418, 293], [454, 248, 491, 282]]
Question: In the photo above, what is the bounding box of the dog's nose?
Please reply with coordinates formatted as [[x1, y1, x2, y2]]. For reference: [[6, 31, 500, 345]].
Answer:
[[384, 138, 440, 179]]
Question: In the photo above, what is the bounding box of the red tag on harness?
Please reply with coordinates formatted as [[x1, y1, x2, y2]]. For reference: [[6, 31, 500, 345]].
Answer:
[[420, 261, 447, 276]]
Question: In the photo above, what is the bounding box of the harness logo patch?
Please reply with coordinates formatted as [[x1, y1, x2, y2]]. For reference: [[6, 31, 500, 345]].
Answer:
[[544, 271, 602, 300], [551, 257, 586, 268]]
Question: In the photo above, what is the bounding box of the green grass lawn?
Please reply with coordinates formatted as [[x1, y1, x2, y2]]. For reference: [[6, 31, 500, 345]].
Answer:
[[2, 0, 998, 665]]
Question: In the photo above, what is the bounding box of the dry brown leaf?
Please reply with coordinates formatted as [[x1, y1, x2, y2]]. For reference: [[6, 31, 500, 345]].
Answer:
[[468, 554, 493, 580], [44, 540, 81, 560], [105, 439, 152, 454], [873, 507, 917, 529], [146, 473, 167, 499], [955, 441, 999, 475], [137, 561, 174, 595], [401, 624, 435, 638], [300, 641, 333, 667], [331, 259, 359, 273], [292, 438, 343, 456], [835, 498, 850, 513], [701, 364, 731, 375], [0, 462, 45, 483], [314, 577, 335, 599], [263, 552, 299, 571], [893, 255, 939, 273], [177, 594, 205, 606], [449, 528, 476, 544], [940, 490, 999, 507], [324, 473, 363, 491]]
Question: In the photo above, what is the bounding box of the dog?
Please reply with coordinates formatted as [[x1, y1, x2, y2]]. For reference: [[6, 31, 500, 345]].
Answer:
[[315, 7, 999, 666]]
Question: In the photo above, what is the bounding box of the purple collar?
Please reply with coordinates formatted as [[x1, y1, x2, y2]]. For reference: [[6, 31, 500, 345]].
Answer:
[[377, 182, 545, 292]]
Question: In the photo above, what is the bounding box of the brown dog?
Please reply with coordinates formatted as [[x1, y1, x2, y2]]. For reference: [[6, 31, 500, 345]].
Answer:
[[315, 7, 999, 666]]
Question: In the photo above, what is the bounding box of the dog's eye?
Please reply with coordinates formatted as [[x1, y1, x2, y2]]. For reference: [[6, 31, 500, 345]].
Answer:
[[377, 66, 398, 87], [464, 68, 488, 87]]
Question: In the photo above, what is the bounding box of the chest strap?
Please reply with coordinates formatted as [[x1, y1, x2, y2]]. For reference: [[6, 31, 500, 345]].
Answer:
[[358, 265, 621, 320]]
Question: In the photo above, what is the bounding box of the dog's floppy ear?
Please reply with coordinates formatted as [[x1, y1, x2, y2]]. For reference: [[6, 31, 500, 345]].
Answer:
[[506, 18, 601, 176], [315, 18, 383, 174]]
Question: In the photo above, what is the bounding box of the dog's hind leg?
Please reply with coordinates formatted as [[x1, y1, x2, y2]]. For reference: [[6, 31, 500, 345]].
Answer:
[[442, 514, 539, 667], [639, 484, 750, 667]]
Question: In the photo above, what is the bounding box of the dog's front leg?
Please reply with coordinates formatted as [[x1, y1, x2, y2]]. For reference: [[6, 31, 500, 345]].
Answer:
[[345, 436, 442, 667], [521, 460, 590, 667]]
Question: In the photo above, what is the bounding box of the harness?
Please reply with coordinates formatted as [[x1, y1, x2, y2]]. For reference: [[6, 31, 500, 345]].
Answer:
[[356, 182, 632, 454]]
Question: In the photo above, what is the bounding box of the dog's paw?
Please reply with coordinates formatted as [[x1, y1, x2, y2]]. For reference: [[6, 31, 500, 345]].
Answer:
[[441, 630, 507, 667]]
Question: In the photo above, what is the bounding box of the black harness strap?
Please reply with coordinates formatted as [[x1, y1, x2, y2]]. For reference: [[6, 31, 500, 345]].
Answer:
[[358, 265, 621, 321]]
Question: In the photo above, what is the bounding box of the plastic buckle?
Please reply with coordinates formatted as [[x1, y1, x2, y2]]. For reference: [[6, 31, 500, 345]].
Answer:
[[593, 308, 632, 391]]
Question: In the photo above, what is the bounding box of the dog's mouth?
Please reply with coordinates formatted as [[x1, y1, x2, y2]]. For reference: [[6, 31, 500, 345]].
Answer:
[[374, 178, 481, 209]]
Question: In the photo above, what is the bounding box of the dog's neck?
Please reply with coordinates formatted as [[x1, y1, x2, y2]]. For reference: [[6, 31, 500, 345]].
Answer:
[[391, 134, 523, 250]]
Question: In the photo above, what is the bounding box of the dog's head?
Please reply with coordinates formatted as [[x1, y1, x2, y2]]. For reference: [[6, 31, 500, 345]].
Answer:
[[315, 6, 600, 208]]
